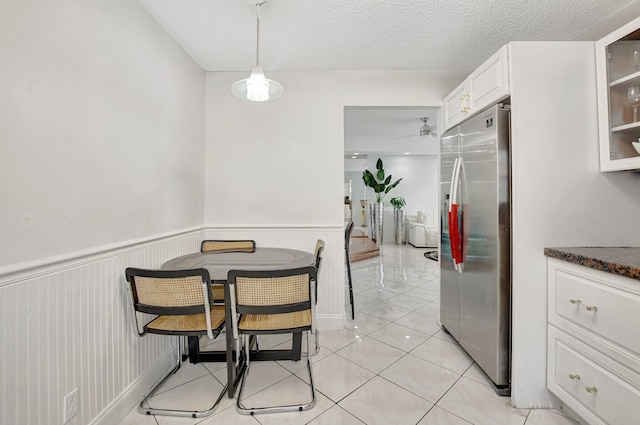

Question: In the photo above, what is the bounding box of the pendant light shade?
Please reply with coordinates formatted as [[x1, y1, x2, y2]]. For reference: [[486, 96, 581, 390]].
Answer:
[[231, 2, 283, 101], [231, 66, 284, 102]]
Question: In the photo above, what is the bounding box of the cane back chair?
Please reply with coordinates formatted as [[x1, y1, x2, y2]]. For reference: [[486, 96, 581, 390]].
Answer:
[[200, 240, 257, 303], [125, 267, 227, 418], [228, 265, 318, 415], [200, 239, 256, 254]]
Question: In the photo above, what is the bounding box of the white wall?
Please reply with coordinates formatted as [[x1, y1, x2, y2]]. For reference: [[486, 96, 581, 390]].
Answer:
[[347, 155, 439, 243], [0, 0, 206, 269], [0, 0, 206, 423], [205, 70, 464, 324]]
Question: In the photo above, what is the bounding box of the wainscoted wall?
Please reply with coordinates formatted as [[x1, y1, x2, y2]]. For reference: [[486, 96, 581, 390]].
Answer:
[[0, 228, 204, 425], [0, 226, 343, 424]]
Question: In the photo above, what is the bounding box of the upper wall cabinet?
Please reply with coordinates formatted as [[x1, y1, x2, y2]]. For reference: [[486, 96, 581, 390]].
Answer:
[[596, 16, 640, 172], [442, 46, 510, 132]]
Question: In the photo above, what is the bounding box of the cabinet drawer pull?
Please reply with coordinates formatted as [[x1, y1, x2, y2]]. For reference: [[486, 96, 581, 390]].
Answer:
[[585, 386, 598, 394], [568, 374, 581, 381], [586, 305, 598, 312], [569, 299, 581, 305]]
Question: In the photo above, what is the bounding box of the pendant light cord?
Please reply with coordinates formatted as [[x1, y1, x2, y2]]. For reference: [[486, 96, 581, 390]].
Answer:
[[255, 2, 264, 67]]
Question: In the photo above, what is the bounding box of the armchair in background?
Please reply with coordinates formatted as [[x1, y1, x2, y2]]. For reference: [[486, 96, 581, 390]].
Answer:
[[407, 210, 439, 248]]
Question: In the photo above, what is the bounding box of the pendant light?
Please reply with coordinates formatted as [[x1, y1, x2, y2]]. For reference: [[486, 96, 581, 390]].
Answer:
[[231, 1, 283, 102]]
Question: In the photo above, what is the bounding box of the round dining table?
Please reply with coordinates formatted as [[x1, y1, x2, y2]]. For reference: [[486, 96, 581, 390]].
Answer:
[[161, 246, 315, 398], [162, 247, 315, 282]]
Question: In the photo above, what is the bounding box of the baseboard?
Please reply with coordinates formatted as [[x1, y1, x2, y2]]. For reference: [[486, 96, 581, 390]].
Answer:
[[90, 348, 175, 425], [317, 314, 345, 329]]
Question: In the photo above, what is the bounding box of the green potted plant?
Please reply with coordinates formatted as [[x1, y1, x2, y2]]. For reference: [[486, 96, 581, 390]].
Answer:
[[362, 158, 403, 203], [389, 196, 406, 210], [390, 197, 407, 244], [362, 158, 402, 244]]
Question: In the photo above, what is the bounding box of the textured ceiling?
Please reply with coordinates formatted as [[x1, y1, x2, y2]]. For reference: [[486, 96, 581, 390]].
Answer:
[[136, 0, 635, 158], [137, 0, 633, 73]]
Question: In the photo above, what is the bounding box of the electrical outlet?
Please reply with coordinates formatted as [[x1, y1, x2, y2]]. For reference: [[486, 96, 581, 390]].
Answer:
[[63, 388, 79, 423]]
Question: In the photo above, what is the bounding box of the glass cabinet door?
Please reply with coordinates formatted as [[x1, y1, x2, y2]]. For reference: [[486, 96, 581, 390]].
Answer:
[[597, 18, 640, 172]]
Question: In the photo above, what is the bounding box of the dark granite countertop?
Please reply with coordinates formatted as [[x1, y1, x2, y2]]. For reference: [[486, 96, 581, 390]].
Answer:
[[544, 247, 640, 281]]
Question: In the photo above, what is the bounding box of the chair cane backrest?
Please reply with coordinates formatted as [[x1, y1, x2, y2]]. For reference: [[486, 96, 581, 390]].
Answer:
[[227, 266, 317, 336], [126, 268, 213, 315], [125, 268, 222, 339], [232, 268, 314, 310], [200, 240, 256, 253]]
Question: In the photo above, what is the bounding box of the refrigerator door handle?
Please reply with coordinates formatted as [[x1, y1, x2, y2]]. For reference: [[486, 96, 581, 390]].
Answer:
[[448, 158, 463, 271], [457, 159, 466, 272], [448, 157, 460, 209]]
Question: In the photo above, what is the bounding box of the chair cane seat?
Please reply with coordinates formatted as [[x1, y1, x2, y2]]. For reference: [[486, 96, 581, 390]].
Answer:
[[239, 310, 311, 332], [146, 306, 225, 335]]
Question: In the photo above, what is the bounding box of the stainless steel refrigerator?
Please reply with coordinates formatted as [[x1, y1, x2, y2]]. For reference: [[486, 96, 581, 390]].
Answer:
[[439, 103, 511, 395]]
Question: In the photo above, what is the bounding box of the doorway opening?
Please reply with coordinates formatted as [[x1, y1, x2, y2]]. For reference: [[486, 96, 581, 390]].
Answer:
[[344, 106, 440, 242]]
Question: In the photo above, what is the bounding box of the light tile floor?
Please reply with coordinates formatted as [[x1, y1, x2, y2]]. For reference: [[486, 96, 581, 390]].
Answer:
[[119, 244, 582, 425]]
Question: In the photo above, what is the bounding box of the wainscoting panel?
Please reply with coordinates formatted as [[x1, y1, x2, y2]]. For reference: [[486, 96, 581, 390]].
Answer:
[[0, 229, 204, 425]]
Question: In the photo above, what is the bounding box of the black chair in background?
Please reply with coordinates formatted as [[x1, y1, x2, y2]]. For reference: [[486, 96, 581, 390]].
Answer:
[[345, 220, 355, 319]]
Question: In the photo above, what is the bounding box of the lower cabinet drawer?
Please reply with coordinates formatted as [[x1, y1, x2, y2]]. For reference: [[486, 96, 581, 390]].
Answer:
[[548, 327, 640, 425], [552, 266, 640, 357]]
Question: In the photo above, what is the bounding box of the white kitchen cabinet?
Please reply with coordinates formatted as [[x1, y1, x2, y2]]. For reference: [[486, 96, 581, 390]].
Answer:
[[596, 15, 640, 172], [547, 258, 640, 425], [442, 81, 468, 131], [442, 46, 510, 131]]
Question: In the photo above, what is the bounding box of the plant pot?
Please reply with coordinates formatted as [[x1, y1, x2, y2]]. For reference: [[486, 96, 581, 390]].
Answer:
[[394, 209, 406, 244], [369, 202, 384, 244]]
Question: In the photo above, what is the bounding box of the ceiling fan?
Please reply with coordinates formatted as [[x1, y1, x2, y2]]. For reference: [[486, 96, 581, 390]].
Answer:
[[392, 117, 438, 140], [419, 117, 437, 137]]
